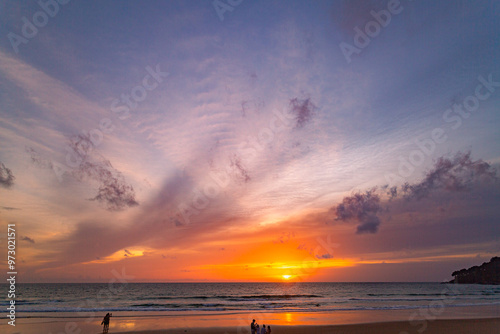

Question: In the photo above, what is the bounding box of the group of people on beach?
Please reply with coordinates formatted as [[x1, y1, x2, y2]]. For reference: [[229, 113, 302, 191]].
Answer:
[[251, 319, 271, 334], [101, 314, 270, 333]]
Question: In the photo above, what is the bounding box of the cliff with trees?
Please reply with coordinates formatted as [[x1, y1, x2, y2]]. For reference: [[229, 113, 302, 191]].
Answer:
[[450, 257, 500, 284]]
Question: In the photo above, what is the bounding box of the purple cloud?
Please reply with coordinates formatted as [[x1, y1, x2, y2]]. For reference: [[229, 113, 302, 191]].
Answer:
[[333, 152, 496, 234], [401, 151, 496, 200], [316, 253, 333, 259], [229, 154, 251, 183], [89, 176, 139, 211], [0, 162, 15, 188], [289, 97, 317, 128], [334, 189, 382, 234], [27, 135, 139, 211]]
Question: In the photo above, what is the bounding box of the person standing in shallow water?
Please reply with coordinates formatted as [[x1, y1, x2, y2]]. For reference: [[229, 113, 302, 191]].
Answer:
[[101, 313, 112, 333]]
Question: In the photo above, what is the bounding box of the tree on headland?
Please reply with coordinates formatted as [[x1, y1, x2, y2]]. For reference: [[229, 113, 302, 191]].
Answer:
[[450, 257, 500, 284]]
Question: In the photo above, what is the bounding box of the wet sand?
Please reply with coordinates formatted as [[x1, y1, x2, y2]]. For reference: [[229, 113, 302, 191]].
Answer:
[[3, 305, 498, 334], [112, 318, 500, 334]]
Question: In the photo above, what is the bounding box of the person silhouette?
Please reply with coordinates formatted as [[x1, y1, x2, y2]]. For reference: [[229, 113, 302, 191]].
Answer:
[[251, 319, 256, 334], [101, 313, 112, 333]]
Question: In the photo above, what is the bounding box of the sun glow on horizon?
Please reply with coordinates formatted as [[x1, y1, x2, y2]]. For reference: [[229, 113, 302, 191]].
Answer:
[[282, 274, 292, 280]]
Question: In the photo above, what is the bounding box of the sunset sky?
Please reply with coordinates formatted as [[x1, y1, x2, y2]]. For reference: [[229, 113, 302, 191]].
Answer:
[[1, 0, 499, 283]]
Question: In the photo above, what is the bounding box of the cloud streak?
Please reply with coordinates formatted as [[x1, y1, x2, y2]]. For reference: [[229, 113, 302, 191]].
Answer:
[[27, 133, 139, 211], [1, 206, 20, 211], [21, 236, 35, 244]]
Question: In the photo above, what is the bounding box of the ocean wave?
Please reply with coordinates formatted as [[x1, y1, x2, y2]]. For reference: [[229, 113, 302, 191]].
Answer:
[[130, 303, 227, 308], [4, 301, 500, 315], [147, 294, 320, 301], [221, 294, 321, 301], [5, 283, 500, 316]]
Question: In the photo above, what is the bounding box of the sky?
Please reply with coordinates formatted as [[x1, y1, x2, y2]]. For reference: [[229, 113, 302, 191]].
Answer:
[[0, 0, 499, 283]]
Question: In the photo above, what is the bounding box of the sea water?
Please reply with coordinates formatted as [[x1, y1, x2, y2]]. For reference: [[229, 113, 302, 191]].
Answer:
[[1, 282, 499, 316]]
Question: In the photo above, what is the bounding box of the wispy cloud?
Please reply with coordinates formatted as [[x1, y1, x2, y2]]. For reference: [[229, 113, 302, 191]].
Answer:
[[0, 162, 15, 188], [27, 134, 139, 211], [289, 97, 317, 128], [332, 152, 497, 234], [1, 206, 20, 211], [400, 152, 497, 200], [316, 253, 333, 259], [21, 236, 35, 244]]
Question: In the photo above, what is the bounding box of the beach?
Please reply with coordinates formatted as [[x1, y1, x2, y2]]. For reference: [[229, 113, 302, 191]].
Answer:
[[3, 305, 499, 334], [3, 283, 500, 333], [4, 317, 500, 334]]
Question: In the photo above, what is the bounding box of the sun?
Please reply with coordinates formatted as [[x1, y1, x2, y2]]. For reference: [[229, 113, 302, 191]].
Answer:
[[282, 275, 292, 280]]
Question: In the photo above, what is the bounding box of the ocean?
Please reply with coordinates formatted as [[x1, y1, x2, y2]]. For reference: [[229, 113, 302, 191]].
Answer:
[[2, 282, 500, 316]]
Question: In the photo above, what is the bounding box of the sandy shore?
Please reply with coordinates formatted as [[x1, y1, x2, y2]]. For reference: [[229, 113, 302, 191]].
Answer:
[[2, 318, 499, 334], [2, 306, 498, 334]]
